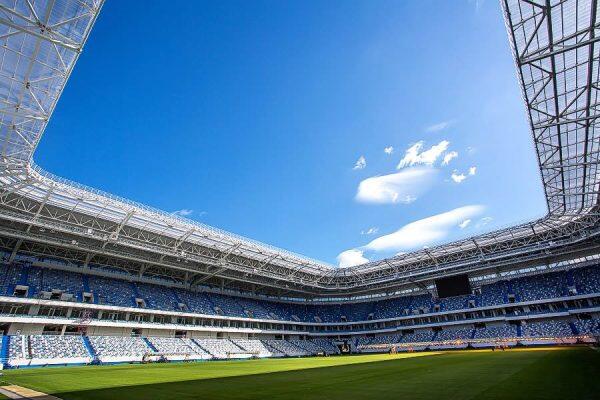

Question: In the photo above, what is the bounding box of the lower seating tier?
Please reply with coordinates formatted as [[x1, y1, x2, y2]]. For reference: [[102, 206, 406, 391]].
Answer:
[[1, 316, 598, 367]]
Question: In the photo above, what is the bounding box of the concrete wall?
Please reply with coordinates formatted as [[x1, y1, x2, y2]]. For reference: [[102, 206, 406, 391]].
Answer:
[[8, 323, 43, 335]]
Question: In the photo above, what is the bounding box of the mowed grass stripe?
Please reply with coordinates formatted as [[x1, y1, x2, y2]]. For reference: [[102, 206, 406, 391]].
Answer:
[[2, 347, 599, 400], [476, 347, 600, 400], [1, 352, 439, 392]]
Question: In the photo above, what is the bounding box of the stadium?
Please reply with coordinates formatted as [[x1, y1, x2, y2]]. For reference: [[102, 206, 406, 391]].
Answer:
[[0, 0, 595, 398]]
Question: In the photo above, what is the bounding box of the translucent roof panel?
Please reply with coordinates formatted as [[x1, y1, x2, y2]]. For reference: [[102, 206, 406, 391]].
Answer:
[[0, 0, 102, 163], [503, 0, 600, 215], [0, 0, 598, 293]]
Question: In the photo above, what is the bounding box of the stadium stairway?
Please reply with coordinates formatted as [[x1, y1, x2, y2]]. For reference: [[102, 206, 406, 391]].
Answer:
[[569, 322, 579, 335], [260, 340, 280, 354], [171, 288, 182, 310], [1, 335, 10, 368], [131, 283, 142, 307], [203, 293, 218, 313], [82, 336, 98, 361], [81, 275, 98, 304], [17, 265, 29, 286], [290, 340, 310, 353], [26, 335, 32, 358], [82, 275, 91, 293], [504, 281, 512, 303], [229, 339, 245, 352], [566, 270, 575, 287], [190, 338, 212, 355], [142, 337, 158, 352], [365, 301, 378, 320], [289, 340, 308, 354]]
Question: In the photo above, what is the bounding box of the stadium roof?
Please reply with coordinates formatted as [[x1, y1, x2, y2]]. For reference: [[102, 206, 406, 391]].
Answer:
[[0, 0, 598, 297]]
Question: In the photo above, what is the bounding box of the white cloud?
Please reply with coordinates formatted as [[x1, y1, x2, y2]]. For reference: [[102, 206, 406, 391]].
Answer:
[[337, 249, 369, 268], [425, 120, 453, 133], [353, 155, 366, 170], [476, 216, 493, 228], [172, 209, 194, 216], [459, 219, 471, 229], [468, 0, 485, 11], [451, 171, 467, 183], [363, 205, 485, 252], [356, 167, 437, 204], [450, 166, 476, 183], [361, 227, 379, 235], [442, 151, 458, 166], [384, 146, 394, 155], [397, 140, 450, 169]]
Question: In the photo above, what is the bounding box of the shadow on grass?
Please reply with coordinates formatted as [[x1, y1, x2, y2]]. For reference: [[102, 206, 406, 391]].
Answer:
[[7, 348, 600, 400]]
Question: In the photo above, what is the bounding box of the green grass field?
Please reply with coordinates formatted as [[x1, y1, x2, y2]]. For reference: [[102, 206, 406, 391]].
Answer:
[[1, 347, 598, 399]]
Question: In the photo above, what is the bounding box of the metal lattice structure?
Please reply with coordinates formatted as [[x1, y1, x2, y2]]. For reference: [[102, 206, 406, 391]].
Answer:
[[505, 0, 600, 214], [0, 0, 598, 298]]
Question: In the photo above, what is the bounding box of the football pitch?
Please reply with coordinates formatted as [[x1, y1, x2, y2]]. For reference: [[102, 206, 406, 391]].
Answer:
[[0, 347, 598, 400]]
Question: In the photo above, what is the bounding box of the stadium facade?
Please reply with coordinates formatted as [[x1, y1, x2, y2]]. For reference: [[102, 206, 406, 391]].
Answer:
[[0, 0, 595, 366]]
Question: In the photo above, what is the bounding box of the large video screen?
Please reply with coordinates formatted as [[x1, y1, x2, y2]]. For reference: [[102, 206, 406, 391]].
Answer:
[[435, 274, 471, 298]]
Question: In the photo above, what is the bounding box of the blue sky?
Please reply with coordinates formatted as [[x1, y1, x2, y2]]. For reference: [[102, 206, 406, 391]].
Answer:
[[35, 0, 546, 267]]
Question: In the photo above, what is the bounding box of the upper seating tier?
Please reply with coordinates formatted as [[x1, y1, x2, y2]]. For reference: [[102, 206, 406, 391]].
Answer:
[[0, 262, 598, 323]]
